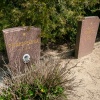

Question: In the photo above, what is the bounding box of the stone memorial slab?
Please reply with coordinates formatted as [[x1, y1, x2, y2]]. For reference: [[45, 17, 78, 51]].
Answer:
[[3, 26, 41, 72], [75, 16, 100, 58]]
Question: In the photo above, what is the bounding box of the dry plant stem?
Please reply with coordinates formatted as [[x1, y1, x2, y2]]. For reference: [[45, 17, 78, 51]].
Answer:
[[1, 57, 81, 100]]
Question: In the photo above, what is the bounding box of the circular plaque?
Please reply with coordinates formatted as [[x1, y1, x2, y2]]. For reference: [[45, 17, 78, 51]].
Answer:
[[23, 54, 30, 63]]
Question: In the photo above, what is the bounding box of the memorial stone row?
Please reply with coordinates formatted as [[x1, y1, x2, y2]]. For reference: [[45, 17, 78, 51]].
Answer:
[[2, 16, 100, 73]]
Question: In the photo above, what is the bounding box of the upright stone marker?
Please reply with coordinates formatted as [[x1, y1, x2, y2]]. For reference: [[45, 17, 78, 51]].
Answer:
[[3, 26, 41, 72], [75, 16, 100, 58]]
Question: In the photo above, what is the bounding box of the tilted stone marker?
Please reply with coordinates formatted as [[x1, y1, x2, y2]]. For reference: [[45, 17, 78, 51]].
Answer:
[[3, 26, 41, 73], [75, 16, 100, 58]]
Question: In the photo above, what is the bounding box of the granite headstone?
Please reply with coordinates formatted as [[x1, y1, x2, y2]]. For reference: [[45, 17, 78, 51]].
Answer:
[[75, 16, 100, 58], [3, 26, 41, 72]]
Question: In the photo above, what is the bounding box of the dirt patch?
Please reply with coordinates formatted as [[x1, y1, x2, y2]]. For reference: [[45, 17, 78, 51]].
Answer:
[[0, 41, 100, 100], [41, 41, 100, 100]]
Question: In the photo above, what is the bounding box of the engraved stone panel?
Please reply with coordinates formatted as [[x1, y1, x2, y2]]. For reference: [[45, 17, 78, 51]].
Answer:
[[75, 16, 100, 58], [3, 26, 41, 73]]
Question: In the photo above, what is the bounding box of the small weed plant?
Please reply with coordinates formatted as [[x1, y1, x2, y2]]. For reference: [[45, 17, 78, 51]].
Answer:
[[0, 58, 75, 100]]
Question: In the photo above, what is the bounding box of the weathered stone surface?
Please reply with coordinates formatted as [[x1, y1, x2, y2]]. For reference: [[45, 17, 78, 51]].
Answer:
[[3, 26, 41, 73], [75, 16, 100, 58]]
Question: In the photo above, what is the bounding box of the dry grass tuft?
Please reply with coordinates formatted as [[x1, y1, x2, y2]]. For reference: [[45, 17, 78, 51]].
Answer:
[[0, 57, 78, 100]]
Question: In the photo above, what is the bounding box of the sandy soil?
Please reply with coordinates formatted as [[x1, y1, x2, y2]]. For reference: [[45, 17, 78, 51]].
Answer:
[[0, 41, 100, 100], [42, 41, 100, 100]]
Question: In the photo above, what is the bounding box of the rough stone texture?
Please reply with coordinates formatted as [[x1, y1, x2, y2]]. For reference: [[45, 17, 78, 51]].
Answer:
[[3, 26, 41, 73], [75, 16, 100, 58]]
